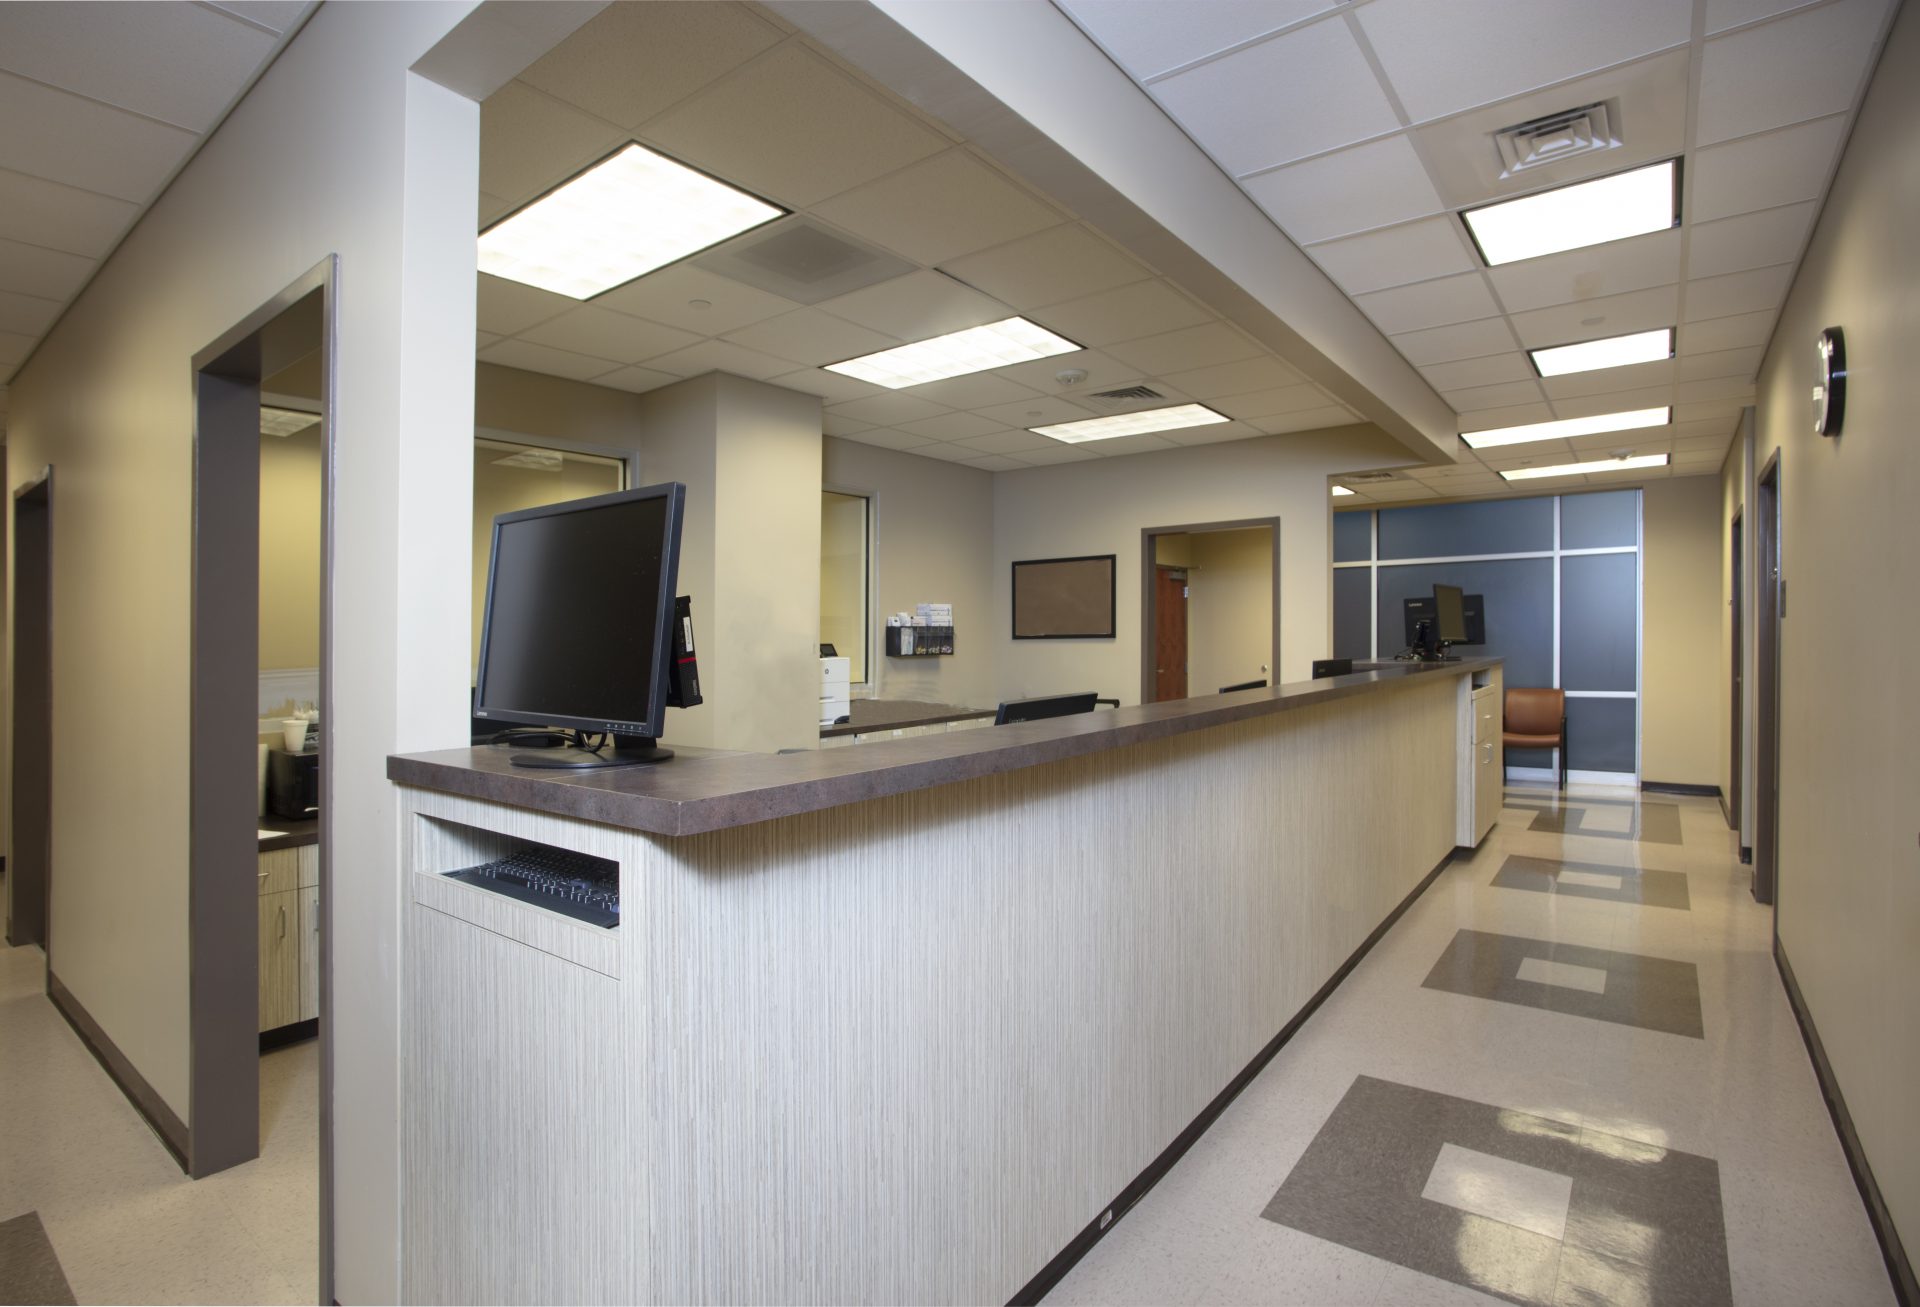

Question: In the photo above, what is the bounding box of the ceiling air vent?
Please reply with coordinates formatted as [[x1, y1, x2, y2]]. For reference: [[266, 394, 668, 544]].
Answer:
[[1083, 385, 1166, 410], [1492, 101, 1620, 178], [1341, 471, 1398, 484], [692, 216, 915, 305]]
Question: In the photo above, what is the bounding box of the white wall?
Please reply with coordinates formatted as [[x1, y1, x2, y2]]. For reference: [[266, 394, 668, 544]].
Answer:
[[1746, 0, 1919, 1260], [823, 437, 997, 710], [3, 5, 481, 1301], [993, 425, 1409, 701]]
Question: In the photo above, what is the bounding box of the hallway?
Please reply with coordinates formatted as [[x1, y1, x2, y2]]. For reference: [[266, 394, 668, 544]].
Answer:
[[1046, 786, 1894, 1306]]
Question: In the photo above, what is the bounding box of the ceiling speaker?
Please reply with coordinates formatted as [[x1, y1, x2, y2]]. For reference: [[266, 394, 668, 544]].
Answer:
[[692, 216, 915, 304]]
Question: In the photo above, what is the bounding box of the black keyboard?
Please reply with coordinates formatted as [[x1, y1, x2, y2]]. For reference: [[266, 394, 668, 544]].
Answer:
[[443, 846, 619, 928]]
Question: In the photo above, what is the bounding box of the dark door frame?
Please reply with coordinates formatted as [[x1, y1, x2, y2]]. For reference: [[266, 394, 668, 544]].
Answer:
[[1729, 508, 1744, 834], [188, 258, 336, 1297], [1139, 518, 1282, 704], [1753, 452, 1782, 908], [7, 469, 54, 953]]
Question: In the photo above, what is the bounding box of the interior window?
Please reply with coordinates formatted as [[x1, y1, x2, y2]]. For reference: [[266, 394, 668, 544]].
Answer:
[[820, 490, 871, 683]]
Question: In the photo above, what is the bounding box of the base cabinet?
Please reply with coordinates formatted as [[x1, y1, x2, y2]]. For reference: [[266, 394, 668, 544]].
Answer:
[[258, 843, 321, 1033]]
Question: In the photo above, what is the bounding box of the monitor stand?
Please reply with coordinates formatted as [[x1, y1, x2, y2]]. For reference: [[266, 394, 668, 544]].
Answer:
[[510, 733, 673, 770]]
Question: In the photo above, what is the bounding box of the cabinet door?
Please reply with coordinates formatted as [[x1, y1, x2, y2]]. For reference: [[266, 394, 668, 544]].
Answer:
[[259, 889, 300, 1032], [299, 885, 321, 1023], [1476, 739, 1501, 841]]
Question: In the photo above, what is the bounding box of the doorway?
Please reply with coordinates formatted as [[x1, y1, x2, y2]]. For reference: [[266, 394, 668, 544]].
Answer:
[[7, 472, 53, 951], [1140, 519, 1281, 703], [1729, 509, 1744, 836], [1753, 456, 1782, 906]]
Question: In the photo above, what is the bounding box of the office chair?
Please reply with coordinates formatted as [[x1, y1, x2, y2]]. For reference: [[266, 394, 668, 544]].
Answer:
[[1503, 688, 1568, 791]]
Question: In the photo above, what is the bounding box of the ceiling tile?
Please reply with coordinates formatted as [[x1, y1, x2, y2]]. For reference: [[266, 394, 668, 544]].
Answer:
[[828, 392, 952, 426], [817, 269, 1009, 340], [821, 413, 874, 436], [646, 338, 795, 381], [1539, 359, 1675, 399], [973, 395, 1098, 428], [1485, 229, 1682, 315], [593, 366, 680, 395], [1148, 18, 1402, 173], [1695, 0, 1889, 146], [478, 338, 620, 382], [1017, 445, 1101, 465], [1679, 310, 1777, 354], [0, 237, 94, 302], [1676, 347, 1764, 381], [1507, 285, 1679, 347], [1419, 352, 1535, 391], [479, 82, 625, 207], [0, 167, 138, 258], [0, 2, 274, 133], [811, 150, 1062, 267], [1160, 420, 1266, 446], [479, 190, 512, 226], [1353, 0, 1691, 122], [1250, 406, 1364, 434], [1213, 383, 1338, 419], [1444, 379, 1548, 412], [1104, 322, 1262, 375], [1030, 280, 1214, 347], [911, 441, 989, 464], [1057, 0, 1339, 80], [942, 225, 1148, 312], [837, 427, 935, 452], [476, 330, 501, 351], [1354, 273, 1500, 335], [594, 263, 803, 335], [1705, 0, 1822, 35], [768, 367, 885, 404], [1306, 217, 1477, 296], [1389, 317, 1521, 366], [899, 412, 1009, 441], [515, 1, 783, 131], [1683, 264, 1795, 321], [644, 45, 948, 208], [1459, 402, 1556, 431], [1083, 432, 1179, 457], [955, 428, 1061, 455], [1240, 135, 1445, 245], [0, 289, 60, 337], [1686, 202, 1818, 280], [519, 306, 702, 363], [1549, 386, 1677, 418], [990, 348, 1146, 396], [199, 2, 311, 34], [723, 307, 898, 366], [477, 274, 586, 336], [1691, 115, 1849, 222], [1674, 433, 1735, 454], [962, 454, 1036, 472], [0, 70, 196, 202], [0, 330, 33, 368], [1675, 399, 1748, 423], [899, 372, 1046, 409], [1675, 376, 1757, 404], [1158, 355, 1307, 397]]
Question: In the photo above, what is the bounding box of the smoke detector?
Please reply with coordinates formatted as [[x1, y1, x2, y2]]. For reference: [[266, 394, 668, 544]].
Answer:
[[1055, 367, 1089, 387], [1492, 101, 1621, 178]]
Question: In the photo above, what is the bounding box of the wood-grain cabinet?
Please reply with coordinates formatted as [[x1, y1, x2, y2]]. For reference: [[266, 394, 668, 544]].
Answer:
[[258, 843, 320, 1033]]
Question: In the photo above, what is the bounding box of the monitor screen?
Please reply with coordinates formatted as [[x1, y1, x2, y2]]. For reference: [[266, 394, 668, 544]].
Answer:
[[1432, 583, 1468, 644], [1403, 594, 1486, 646], [473, 482, 685, 739]]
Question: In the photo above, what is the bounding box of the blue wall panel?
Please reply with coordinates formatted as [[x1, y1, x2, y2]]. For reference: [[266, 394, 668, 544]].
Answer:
[[1377, 497, 1554, 559], [1375, 559, 1554, 689]]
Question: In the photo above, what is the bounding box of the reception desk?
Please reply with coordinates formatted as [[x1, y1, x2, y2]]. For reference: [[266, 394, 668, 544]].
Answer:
[[388, 658, 1500, 1304]]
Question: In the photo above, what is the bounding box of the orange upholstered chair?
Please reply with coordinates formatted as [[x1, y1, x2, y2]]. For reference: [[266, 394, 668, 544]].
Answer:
[[1504, 688, 1568, 790]]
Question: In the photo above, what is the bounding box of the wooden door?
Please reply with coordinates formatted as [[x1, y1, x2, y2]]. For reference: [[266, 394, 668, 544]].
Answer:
[[1154, 566, 1188, 701]]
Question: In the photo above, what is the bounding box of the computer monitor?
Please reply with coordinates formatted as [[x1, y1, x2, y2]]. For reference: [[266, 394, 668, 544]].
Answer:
[[994, 691, 1098, 726], [473, 481, 686, 768], [1219, 679, 1268, 693], [1402, 593, 1487, 647], [1433, 583, 1468, 645]]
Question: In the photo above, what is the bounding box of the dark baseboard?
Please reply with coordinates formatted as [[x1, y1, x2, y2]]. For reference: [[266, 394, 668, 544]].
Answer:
[[1740, 846, 1753, 865], [1008, 847, 1458, 1307], [48, 970, 189, 1172], [1775, 942, 1916, 1307], [1718, 794, 1732, 827], [1640, 780, 1723, 797], [260, 1018, 318, 1052]]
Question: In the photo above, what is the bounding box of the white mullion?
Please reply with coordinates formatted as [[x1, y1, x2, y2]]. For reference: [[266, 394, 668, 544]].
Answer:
[[1369, 510, 1379, 658]]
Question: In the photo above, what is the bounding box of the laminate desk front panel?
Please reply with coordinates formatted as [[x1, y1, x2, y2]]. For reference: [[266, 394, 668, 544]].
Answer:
[[394, 660, 1495, 1304]]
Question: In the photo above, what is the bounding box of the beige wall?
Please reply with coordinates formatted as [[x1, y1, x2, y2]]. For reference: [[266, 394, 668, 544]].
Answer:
[[1185, 527, 1274, 695], [2, 6, 481, 1300], [259, 427, 323, 671], [1639, 477, 1723, 786], [823, 436, 997, 710], [993, 425, 1410, 702], [819, 491, 868, 684], [1744, 0, 1919, 1259]]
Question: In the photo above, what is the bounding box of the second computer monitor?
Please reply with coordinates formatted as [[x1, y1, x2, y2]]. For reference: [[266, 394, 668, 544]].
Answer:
[[994, 691, 1098, 726], [1432, 583, 1468, 645], [1402, 592, 1486, 647]]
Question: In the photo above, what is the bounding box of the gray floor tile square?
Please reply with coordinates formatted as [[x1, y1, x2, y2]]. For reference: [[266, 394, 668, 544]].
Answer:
[[0, 1211, 77, 1306], [1491, 855, 1691, 910], [1422, 931, 1705, 1038]]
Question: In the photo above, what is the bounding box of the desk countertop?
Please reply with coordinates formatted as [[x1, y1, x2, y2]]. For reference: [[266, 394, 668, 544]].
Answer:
[[389, 658, 1499, 839], [258, 818, 317, 853], [819, 698, 997, 738]]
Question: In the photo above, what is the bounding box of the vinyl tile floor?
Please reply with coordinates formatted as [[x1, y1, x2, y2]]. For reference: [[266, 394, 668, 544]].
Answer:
[[0, 907, 318, 1305], [1043, 784, 1896, 1307]]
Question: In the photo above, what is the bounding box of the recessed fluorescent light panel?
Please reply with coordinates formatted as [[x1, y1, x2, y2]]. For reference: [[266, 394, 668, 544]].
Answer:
[[1030, 403, 1229, 444], [1501, 453, 1669, 481], [478, 143, 786, 299], [1462, 159, 1678, 266], [1529, 328, 1673, 378], [1332, 485, 1356, 497], [1462, 406, 1670, 450], [825, 317, 1079, 389], [260, 406, 321, 437]]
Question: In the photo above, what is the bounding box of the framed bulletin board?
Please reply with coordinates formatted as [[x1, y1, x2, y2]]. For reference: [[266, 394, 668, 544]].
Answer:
[[1012, 554, 1117, 639]]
